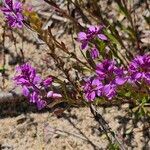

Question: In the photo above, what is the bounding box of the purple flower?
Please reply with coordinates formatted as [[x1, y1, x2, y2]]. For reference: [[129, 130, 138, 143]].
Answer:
[[77, 32, 88, 49], [102, 84, 116, 100], [114, 68, 128, 85], [1, 0, 24, 28], [96, 59, 127, 86], [96, 59, 116, 81], [47, 91, 62, 98], [36, 100, 47, 110], [97, 34, 108, 41], [14, 63, 62, 110], [14, 63, 41, 86], [128, 54, 150, 85], [83, 59, 127, 101], [83, 77, 103, 101], [83, 77, 117, 101], [90, 47, 100, 59], [88, 25, 100, 34], [77, 25, 107, 50], [42, 77, 53, 88], [96, 60, 127, 99], [86, 25, 100, 39]]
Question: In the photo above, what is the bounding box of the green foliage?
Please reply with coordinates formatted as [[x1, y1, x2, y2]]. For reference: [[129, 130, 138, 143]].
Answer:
[[108, 143, 120, 150], [133, 96, 150, 118], [0, 66, 5, 74]]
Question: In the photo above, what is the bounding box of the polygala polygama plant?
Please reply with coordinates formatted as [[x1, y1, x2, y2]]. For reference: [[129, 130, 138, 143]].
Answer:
[[0, 0, 149, 149]]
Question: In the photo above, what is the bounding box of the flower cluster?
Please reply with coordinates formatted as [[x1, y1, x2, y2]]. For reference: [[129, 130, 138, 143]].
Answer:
[[14, 63, 62, 110], [90, 47, 100, 59], [128, 54, 150, 85], [1, 0, 24, 28], [83, 77, 103, 101], [83, 59, 127, 101], [83, 54, 150, 102], [77, 25, 107, 50]]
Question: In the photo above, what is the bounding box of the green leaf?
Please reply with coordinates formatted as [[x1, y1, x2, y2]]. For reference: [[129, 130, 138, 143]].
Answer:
[[97, 40, 106, 52], [116, 2, 130, 20], [0, 67, 5, 73], [125, 91, 131, 97], [104, 31, 120, 46], [125, 127, 133, 135], [141, 106, 147, 115], [142, 97, 147, 104], [108, 143, 120, 150], [132, 106, 139, 113], [143, 15, 150, 24]]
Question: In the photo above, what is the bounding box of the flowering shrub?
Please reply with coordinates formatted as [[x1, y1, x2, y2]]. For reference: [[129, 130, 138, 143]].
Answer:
[[0, 0, 150, 149], [0, 0, 149, 118]]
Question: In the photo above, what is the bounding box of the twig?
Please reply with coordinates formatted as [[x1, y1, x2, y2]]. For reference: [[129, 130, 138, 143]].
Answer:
[[90, 104, 127, 150], [44, 124, 89, 141], [39, 12, 90, 29], [2, 25, 6, 89]]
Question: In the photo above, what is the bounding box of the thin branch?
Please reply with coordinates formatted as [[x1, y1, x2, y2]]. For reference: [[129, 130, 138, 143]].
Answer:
[[90, 104, 127, 150]]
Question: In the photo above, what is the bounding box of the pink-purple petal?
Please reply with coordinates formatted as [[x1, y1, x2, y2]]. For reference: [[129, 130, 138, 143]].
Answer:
[[98, 34, 107, 41]]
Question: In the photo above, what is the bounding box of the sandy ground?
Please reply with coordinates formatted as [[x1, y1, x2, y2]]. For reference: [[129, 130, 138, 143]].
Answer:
[[0, 103, 150, 150]]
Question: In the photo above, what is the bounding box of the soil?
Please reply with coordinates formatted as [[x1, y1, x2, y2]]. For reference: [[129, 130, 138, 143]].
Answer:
[[0, 103, 150, 150]]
